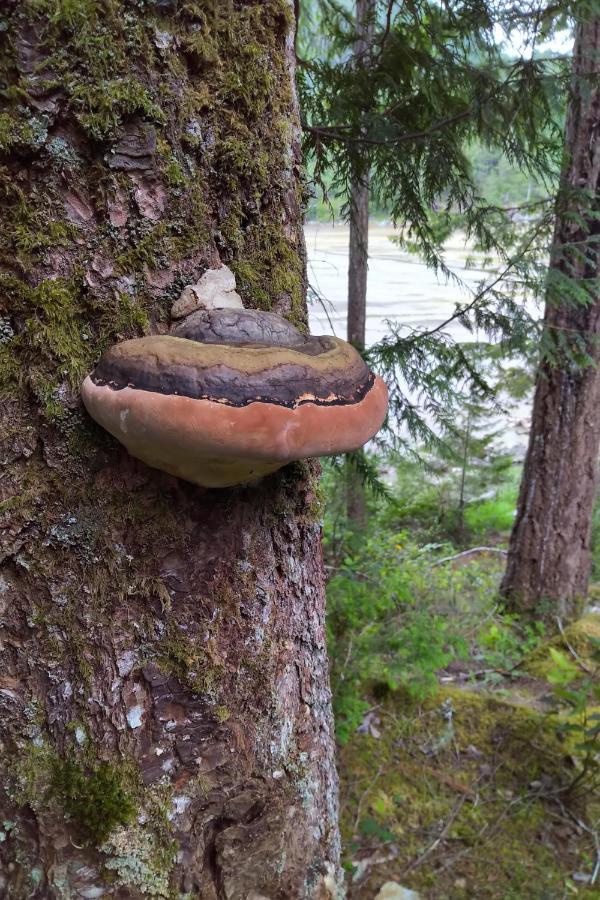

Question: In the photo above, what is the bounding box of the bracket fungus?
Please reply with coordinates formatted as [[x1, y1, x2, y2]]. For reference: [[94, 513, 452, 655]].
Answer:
[[82, 307, 388, 488]]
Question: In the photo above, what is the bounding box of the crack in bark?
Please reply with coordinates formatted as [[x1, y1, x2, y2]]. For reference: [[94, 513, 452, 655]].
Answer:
[[204, 815, 235, 900]]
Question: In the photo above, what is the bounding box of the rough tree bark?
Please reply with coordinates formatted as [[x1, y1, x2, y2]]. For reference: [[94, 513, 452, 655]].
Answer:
[[500, 13, 600, 623], [347, 186, 368, 353], [345, 0, 374, 528], [0, 2, 342, 897], [346, 0, 376, 353]]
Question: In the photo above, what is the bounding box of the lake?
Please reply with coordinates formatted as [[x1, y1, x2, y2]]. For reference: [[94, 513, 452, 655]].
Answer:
[[306, 221, 505, 345]]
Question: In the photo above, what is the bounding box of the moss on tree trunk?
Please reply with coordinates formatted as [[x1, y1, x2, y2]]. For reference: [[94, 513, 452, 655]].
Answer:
[[0, 1, 342, 896]]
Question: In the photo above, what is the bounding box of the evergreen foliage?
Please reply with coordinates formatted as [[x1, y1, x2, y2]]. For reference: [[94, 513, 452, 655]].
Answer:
[[299, 0, 573, 449], [308, 3, 600, 888], [299, 0, 567, 269]]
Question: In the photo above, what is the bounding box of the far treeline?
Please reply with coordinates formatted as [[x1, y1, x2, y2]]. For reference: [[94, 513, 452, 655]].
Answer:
[[298, 0, 600, 625]]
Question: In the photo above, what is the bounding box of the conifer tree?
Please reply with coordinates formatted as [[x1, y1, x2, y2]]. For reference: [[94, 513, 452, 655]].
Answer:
[[501, 7, 600, 622]]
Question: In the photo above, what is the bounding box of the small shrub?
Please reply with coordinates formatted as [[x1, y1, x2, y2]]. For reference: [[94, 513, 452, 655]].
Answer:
[[478, 616, 544, 670], [464, 481, 518, 537], [326, 530, 501, 742], [543, 637, 600, 795]]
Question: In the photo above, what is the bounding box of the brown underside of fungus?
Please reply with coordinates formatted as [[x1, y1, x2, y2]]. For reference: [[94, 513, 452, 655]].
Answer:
[[81, 308, 388, 488]]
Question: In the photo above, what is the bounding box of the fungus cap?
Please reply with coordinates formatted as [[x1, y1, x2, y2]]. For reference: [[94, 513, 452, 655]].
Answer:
[[82, 315, 388, 488]]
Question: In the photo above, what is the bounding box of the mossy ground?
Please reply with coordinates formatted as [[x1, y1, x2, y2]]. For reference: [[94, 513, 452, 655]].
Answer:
[[524, 615, 600, 680], [339, 612, 600, 899]]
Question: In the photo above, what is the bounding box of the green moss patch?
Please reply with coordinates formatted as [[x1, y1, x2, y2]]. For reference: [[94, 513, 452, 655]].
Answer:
[[524, 614, 600, 679], [0, 0, 305, 438], [1, 272, 149, 420], [340, 685, 596, 899], [11, 745, 138, 847], [49, 758, 137, 845]]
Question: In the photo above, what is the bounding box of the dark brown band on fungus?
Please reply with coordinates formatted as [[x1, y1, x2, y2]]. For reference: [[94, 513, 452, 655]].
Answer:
[[91, 340, 375, 408], [92, 363, 376, 408]]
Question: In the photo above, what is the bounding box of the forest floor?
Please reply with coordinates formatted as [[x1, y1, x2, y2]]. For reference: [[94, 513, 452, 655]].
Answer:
[[338, 605, 600, 900]]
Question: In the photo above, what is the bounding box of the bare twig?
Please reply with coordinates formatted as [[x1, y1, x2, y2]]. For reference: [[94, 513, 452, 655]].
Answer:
[[353, 762, 385, 836], [431, 547, 508, 567], [433, 793, 527, 877], [372, 0, 397, 63], [402, 795, 467, 875], [339, 636, 354, 681], [556, 801, 600, 886], [556, 616, 595, 675]]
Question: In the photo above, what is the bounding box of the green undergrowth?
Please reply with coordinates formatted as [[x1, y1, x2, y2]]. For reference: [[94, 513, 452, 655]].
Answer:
[[372, 455, 520, 546], [463, 478, 518, 537], [525, 615, 600, 680], [323, 453, 532, 743], [326, 450, 600, 896], [327, 528, 511, 743], [590, 503, 600, 580]]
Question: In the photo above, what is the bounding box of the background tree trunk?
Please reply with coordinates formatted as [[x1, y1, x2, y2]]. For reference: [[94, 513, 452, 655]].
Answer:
[[500, 14, 600, 623], [345, 0, 374, 528], [347, 176, 369, 354], [0, 2, 342, 897]]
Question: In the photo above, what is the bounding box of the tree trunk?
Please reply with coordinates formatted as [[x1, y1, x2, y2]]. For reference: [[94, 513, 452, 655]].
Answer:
[[345, 0, 374, 528], [0, 2, 342, 897], [347, 175, 369, 353], [345, 172, 369, 527], [500, 15, 600, 623]]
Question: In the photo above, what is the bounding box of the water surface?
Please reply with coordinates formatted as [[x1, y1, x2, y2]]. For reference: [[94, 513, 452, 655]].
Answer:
[[306, 222, 500, 345]]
